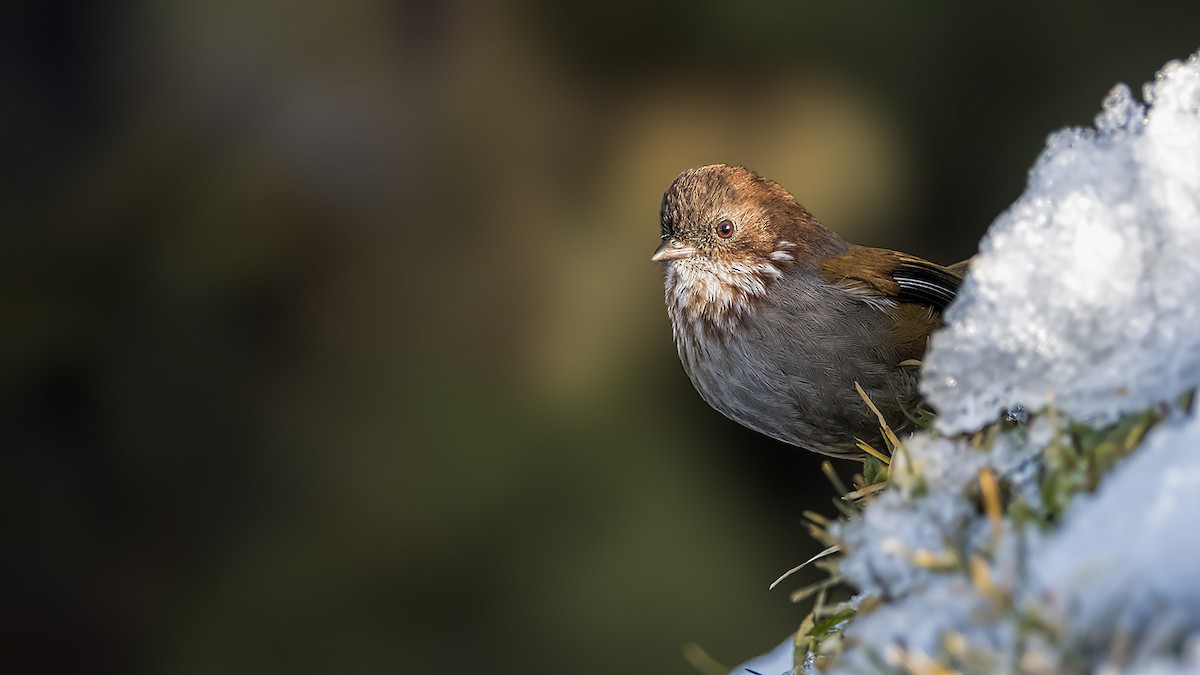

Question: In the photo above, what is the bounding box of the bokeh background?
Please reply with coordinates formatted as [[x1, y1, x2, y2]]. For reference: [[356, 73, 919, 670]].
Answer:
[[4, 1, 1197, 673]]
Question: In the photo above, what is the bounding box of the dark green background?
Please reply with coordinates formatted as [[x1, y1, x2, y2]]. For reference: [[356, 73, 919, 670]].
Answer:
[[3, 1, 1196, 672]]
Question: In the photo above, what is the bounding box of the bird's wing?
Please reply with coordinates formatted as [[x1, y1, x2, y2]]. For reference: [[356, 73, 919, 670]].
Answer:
[[820, 246, 964, 314], [891, 256, 962, 312]]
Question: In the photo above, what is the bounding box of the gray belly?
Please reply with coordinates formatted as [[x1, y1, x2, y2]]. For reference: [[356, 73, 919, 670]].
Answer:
[[678, 283, 915, 458]]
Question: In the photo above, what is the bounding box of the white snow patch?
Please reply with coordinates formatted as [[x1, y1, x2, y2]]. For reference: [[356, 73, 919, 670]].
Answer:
[[833, 579, 1019, 674], [834, 420, 1049, 599], [730, 636, 794, 675], [827, 406, 1200, 674], [923, 51, 1200, 434], [1031, 406, 1200, 652]]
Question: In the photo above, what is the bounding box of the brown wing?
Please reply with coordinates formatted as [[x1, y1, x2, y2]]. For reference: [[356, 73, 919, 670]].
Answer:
[[821, 246, 965, 362], [891, 256, 962, 312], [821, 246, 964, 313]]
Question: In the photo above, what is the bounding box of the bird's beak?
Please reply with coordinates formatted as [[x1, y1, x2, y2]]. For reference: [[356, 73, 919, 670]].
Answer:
[[651, 238, 696, 262]]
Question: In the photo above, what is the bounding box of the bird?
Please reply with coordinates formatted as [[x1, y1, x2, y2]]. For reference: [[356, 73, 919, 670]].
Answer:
[[652, 164, 967, 459]]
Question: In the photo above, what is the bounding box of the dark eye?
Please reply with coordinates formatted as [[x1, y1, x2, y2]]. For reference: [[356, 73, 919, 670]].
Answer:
[[716, 219, 735, 239]]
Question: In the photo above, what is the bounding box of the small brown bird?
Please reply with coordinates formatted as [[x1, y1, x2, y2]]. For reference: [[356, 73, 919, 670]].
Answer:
[[653, 164, 966, 459]]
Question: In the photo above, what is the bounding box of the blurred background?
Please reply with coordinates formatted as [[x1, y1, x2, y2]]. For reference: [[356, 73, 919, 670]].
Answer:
[[3, 1, 1197, 672]]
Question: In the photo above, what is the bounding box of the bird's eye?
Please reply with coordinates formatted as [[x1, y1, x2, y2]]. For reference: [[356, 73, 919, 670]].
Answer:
[[716, 219, 735, 239]]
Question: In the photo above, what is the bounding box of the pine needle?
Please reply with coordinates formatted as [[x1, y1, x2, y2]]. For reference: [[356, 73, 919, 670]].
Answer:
[[790, 576, 843, 603], [842, 481, 888, 501], [968, 555, 994, 595], [769, 545, 842, 590], [978, 468, 1003, 547], [822, 460, 850, 495], [681, 643, 727, 675], [854, 381, 903, 450], [803, 510, 831, 527], [855, 438, 892, 466]]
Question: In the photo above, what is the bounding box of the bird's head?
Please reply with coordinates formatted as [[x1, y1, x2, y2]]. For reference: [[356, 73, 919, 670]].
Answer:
[[653, 164, 806, 264], [653, 164, 844, 326]]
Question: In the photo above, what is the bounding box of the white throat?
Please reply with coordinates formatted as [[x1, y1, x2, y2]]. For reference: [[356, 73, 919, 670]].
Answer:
[[663, 240, 796, 341]]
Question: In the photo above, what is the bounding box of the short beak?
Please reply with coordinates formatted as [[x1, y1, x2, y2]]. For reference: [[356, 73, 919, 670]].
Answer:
[[651, 238, 696, 263]]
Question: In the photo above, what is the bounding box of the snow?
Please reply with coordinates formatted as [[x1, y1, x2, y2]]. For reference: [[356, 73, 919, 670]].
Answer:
[[826, 425, 1048, 674], [730, 636, 794, 675], [834, 421, 1049, 600], [922, 51, 1200, 434], [826, 404, 1200, 674], [1031, 405, 1200, 657], [835, 578, 1019, 673]]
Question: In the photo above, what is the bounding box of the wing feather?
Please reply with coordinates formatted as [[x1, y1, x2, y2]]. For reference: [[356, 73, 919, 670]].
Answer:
[[892, 257, 962, 312], [821, 247, 964, 314]]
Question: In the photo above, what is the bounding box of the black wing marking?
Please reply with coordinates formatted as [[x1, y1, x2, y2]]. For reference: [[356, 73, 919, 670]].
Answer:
[[892, 259, 962, 312]]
